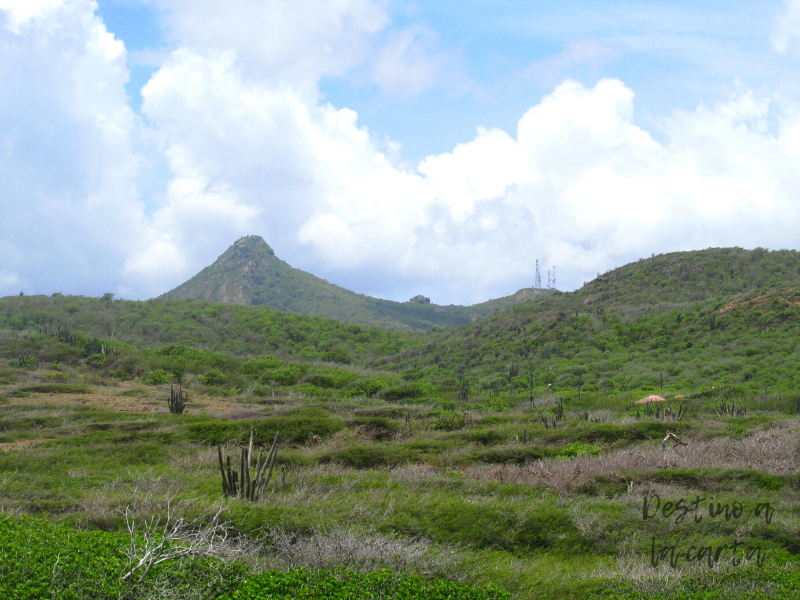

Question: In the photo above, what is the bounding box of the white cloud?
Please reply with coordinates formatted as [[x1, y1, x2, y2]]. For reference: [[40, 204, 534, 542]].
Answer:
[[370, 24, 467, 98], [0, 269, 20, 296], [0, 0, 63, 33], [0, 0, 147, 297], [127, 14, 800, 304], [6, 0, 800, 306], [773, 0, 800, 53], [153, 0, 387, 96], [283, 78, 800, 301]]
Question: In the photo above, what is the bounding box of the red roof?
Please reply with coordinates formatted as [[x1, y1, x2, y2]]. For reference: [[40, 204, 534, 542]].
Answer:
[[636, 394, 666, 404]]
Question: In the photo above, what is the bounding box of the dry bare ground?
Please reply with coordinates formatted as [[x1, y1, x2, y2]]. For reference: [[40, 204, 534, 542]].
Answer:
[[2, 388, 238, 415]]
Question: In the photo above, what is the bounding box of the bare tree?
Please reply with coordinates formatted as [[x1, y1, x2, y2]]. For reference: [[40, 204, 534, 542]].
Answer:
[[120, 498, 248, 599]]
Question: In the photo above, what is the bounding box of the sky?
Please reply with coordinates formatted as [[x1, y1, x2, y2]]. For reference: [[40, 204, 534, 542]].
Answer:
[[3, 1, 800, 305]]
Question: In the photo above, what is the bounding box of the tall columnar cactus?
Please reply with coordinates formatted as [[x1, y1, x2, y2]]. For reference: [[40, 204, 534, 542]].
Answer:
[[218, 429, 280, 501], [167, 385, 187, 414]]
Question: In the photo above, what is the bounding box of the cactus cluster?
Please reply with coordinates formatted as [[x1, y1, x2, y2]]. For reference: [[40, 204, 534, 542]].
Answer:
[[167, 384, 187, 414], [217, 429, 280, 501], [541, 397, 564, 429], [634, 400, 689, 420]]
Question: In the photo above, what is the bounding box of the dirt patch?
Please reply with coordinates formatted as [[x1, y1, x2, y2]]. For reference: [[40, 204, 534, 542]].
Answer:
[[720, 291, 800, 315], [0, 439, 44, 452], [4, 391, 237, 414]]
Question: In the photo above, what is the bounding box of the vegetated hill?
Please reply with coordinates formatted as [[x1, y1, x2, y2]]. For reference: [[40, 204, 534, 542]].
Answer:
[[367, 247, 800, 396], [159, 235, 550, 330], [0, 294, 406, 365], [5, 246, 800, 398], [576, 246, 800, 310]]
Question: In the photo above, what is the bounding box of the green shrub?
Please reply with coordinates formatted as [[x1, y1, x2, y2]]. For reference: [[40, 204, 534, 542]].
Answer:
[[198, 369, 227, 386], [7, 355, 38, 369], [293, 383, 324, 398], [187, 409, 343, 446], [0, 368, 18, 384], [186, 421, 241, 445], [220, 567, 508, 600], [86, 353, 106, 368], [142, 369, 170, 385], [322, 350, 350, 363], [240, 356, 284, 374], [459, 429, 505, 445], [262, 363, 309, 386], [303, 367, 358, 389], [346, 376, 393, 398], [0, 513, 244, 600], [381, 380, 437, 401], [558, 441, 603, 458], [470, 446, 553, 464], [433, 412, 467, 431], [112, 369, 133, 381], [331, 445, 401, 468]]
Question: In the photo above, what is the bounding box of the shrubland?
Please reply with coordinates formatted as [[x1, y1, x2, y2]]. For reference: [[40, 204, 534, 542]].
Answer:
[[1, 247, 799, 598]]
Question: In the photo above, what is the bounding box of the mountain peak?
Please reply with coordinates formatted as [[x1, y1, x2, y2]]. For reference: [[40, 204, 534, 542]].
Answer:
[[161, 235, 551, 329], [227, 235, 275, 259]]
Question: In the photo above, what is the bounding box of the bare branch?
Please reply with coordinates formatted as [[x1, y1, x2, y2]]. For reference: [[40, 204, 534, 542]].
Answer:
[[120, 498, 236, 597]]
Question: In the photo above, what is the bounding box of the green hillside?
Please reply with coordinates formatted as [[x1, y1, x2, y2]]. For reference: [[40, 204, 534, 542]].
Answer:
[[365, 247, 800, 396], [159, 235, 550, 330], [2, 246, 800, 600], [5, 246, 800, 395], [579, 246, 800, 308]]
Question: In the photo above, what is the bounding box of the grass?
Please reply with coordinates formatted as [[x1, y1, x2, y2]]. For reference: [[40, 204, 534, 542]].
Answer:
[[0, 373, 798, 598]]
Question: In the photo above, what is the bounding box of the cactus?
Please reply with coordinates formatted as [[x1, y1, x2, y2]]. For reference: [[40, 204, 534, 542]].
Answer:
[[218, 429, 280, 501], [167, 385, 187, 414]]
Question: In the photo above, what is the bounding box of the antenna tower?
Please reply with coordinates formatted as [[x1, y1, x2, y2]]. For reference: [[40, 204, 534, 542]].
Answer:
[[552, 266, 556, 290], [535, 260, 541, 289]]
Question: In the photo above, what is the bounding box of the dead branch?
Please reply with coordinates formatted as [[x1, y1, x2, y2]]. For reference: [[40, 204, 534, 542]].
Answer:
[[121, 499, 232, 595]]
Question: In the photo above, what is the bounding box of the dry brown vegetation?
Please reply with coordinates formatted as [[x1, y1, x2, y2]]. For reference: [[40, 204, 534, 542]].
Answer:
[[464, 422, 800, 492]]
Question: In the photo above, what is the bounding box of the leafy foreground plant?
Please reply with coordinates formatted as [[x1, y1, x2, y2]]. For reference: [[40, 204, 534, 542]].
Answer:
[[219, 567, 509, 600], [0, 511, 506, 600], [0, 509, 246, 600]]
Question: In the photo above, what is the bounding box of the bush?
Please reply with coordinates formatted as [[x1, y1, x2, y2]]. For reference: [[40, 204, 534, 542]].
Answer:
[[381, 380, 437, 401], [221, 567, 509, 600], [557, 441, 602, 458], [142, 369, 170, 385], [240, 356, 283, 375], [302, 367, 358, 389], [331, 445, 405, 468], [262, 363, 309, 386], [198, 369, 227, 386], [187, 409, 343, 446], [186, 421, 241, 445], [0, 513, 244, 600], [86, 353, 106, 368], [346, 376, 392, 398], [112, 369, 133, 381]]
